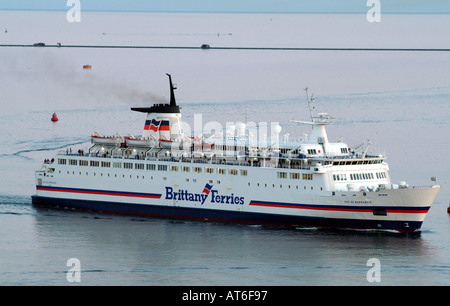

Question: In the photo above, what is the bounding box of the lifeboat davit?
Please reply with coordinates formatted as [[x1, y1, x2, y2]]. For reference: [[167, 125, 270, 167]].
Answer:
[[51, 113, 58, 122]]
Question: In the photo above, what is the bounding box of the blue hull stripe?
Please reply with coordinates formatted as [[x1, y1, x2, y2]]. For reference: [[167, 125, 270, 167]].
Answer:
[[249, 200, 430, 214]]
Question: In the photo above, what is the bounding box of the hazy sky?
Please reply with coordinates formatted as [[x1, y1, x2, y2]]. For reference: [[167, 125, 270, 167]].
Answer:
[[0, 0, 448, 13]]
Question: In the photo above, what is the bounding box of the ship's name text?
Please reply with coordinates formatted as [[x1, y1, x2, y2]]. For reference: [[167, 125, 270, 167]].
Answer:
[[165, 187, 244, 205]]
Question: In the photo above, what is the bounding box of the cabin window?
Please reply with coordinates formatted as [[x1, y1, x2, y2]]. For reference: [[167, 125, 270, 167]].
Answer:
[[182, 166, 190, 172], [80, 160, 88, 166], [113, 162, 122, 168], [58, 158, 67, 165], [90, 161, 99, 167], [123, 162, 133, 169], [102, 161, 111, 168], [229, 169, 238, 175], [333, 174, 347, 181], [277, 172, 287, 179], [69, 159, 77, 166], [240, 170, 248, 176], [302, 173, 313, 180], [146, 164, 155, 171], [170, 165, 179, 172], [290, 173, 300, 179], [206, 167, 214, 174], [158, 165, 167, 171], [194, 167, 202, 173], [218, 168, 226, 175], [135, 163, 144, 170]]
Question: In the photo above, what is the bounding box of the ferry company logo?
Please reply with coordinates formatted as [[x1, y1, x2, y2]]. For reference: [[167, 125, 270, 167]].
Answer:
[[145, 119, 171, 132], [202, 183, 213, 195], [165, 183, 244, 205]]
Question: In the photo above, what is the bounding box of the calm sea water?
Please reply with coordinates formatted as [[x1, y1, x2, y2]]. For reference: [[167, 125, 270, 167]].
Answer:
[[0, 11, 449, 286]]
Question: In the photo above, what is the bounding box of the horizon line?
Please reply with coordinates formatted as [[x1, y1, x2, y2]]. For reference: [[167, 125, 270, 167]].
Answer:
[[0, 8, 449, 15]]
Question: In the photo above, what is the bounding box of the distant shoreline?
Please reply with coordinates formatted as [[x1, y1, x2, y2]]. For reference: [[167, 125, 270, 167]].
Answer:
[[1, 44, 449, 52]]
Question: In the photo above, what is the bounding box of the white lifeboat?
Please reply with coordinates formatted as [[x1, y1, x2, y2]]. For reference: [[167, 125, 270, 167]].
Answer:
[[91, 132, 123, 145], [159, 138, 176, 148], [125, 136, 155, 147], [159, 137, 192, 149]]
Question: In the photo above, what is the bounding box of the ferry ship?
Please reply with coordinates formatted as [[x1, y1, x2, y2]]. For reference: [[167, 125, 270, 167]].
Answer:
[[32, 74, 441, 232]]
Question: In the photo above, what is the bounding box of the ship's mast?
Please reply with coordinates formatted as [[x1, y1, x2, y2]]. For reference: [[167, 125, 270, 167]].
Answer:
[[292, 88, 332, 149], [304, 87, 315, 121]]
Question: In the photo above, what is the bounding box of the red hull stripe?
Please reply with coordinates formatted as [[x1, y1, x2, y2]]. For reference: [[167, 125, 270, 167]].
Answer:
[[249, 201, 429, 214], [36, 186, 161, 199]]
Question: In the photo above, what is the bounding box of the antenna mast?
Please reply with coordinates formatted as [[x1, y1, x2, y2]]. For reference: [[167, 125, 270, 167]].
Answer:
[[304, 87, 315, 121]]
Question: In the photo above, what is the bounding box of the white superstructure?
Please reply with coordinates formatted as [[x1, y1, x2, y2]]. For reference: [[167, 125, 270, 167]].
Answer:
[[32, 75, 441, 232]]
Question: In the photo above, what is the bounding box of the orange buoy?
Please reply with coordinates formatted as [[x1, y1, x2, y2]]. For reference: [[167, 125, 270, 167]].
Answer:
[[51, 113, 58, 122]]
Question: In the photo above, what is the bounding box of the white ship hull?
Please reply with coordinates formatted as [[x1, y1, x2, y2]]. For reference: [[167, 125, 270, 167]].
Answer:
[[32, 156, 440, 232]]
